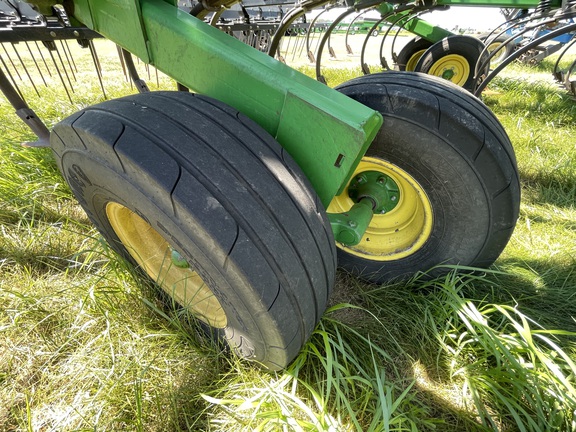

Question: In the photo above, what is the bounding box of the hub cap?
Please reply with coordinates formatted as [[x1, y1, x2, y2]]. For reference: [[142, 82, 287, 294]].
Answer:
[[429, 54, 470, 86]]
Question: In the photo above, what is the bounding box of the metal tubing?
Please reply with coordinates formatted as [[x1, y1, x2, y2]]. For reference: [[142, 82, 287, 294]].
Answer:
[[475, 21, 576, 95], [553, 36, 576, 79], [121, 48, 149, 93], [314, 7, 357, 82], [305, 8, 328, 62]]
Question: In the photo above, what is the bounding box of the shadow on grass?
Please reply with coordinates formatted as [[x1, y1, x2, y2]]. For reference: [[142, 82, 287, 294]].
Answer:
[[520, 172, 576, 209], [485, 76, 576, 123]]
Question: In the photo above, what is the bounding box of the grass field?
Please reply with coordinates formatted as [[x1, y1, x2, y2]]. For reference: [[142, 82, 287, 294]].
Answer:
[[1, 40, 575, 431]]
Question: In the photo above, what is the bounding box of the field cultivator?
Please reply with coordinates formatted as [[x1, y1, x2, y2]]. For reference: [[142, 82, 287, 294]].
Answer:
[[2, 0, 570, 369], [476, 6, 576, 94]]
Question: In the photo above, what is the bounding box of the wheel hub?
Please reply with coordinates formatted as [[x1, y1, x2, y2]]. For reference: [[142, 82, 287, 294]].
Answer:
[[441, 68, 456, 81], [429, 54, 470, 86], [105, 202, 227, 328], [347, 171, 400, 214]]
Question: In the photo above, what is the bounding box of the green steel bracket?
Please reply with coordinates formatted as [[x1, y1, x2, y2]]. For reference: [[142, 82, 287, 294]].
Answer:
[[71, 0, 150, 62], [377, 6, 454, 43], [68, 0, 383, 208], [329, 171, 400, 246], [329, 198, 375, 246]]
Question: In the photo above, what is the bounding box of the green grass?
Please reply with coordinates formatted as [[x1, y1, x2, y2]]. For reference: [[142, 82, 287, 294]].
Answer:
[[1, 39, 576, 430]]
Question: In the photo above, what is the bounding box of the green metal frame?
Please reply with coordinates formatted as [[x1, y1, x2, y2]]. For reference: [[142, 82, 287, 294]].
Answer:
[[70, 0, 383, 209]]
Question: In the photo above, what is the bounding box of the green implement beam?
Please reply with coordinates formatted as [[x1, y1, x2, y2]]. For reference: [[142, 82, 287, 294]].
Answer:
[[70, 0, 383, 208], [378, 7, 454, 43]]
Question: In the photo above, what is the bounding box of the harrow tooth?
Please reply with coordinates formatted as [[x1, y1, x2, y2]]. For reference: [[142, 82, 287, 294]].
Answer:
[[59, 40, 77, 82], [25, 41, 48, 86], [33, 41, 52, 77], [2, 43, 22, 80], [54, 43, 75, 94], [47, 47, 73, 103], [88, 39, 107, 99], [11, 42, 41, 96], [0, 51, 24, 100]]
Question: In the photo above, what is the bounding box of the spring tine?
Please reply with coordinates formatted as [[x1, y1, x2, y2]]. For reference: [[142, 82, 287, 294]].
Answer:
[[155, 67, 159, 87], [553, 36, 576, 81], [281, 30, 292, 61], [10, 42, 40, 97], [59, 40, 76, 81], [88, 39, 107, 99], [380, 11, 413, 70], [64, 40, 78, 73], [87, 40, 101, 74], [34, 41, 52, 78], [344, 12, 365, 57], [297, 29, 307, 61], [305, 10, 324, 61], [24, 41, 47, 87], [311, 26, 324, 60], [290, 29, 300, 62], [121, 48, 149, 93], [2, 43, 22, 81], [476, 22, 576, 96], [116, 44, 129, 81], [47, 47, 73, 103], [0, 52, 25, 101], [54, 43, 75, 94]]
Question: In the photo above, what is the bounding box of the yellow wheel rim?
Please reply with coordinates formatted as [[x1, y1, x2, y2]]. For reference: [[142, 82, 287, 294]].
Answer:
[[328, 157, 433, 261], [486, 41, 506, 64], [428, 54, 470, 86], [106, 202, 227, 328], [406, 49, 427, 72]]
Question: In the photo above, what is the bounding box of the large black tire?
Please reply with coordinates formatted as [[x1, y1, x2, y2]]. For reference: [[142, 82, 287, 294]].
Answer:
[[50, 92, 336, 370], [332, 71, 520, 283], [414, 35, 490, 92], [395, 37, 434, 71], [479, 33, 516, 65]]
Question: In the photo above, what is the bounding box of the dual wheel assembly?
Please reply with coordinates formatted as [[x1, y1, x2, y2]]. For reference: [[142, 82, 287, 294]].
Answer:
[[51, 72, 520, 370], [396, 35, 491, 92]]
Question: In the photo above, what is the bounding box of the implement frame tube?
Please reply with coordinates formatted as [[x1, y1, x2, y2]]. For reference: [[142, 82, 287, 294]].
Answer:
[[70, 0, 383, 208]]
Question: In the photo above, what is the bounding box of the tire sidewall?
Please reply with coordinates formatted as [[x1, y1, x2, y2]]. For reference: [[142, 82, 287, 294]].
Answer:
[[396, 37, 433, 71]]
